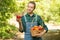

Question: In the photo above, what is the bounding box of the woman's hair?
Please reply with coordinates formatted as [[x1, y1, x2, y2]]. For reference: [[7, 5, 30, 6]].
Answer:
[[28, 1, 36, 9]]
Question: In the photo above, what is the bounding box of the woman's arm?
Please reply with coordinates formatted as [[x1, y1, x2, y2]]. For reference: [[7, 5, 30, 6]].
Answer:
[[37, 16, 48, 33], [18, 19, 23, 32], [36, 15, 48, 37], [16, 16, 23, 33]]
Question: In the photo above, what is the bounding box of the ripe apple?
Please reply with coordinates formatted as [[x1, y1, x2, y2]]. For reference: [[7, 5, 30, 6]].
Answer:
[[34, 26, 38, 30], [38, 26, 43, 30], [16, 15, 22, 19], [31, 27, 35, 30]]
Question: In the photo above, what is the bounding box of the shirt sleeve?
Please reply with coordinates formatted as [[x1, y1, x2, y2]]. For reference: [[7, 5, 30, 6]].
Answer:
[[21, 16, 26, 32], [18, 16, 24, 33], [37, 15, 48, 33]]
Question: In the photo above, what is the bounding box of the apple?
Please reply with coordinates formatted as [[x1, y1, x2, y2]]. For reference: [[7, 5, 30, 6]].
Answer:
[[38, 26, 43, 30], [31, 27, 35, 30], [34, 26, 38, 30], [33, 28, 35, 30], [16, 15, 22, 19]]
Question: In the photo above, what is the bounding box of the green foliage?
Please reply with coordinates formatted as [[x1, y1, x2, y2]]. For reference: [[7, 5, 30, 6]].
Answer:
[[0, 0, 17, 13], [49, 0, 60, 23], [34, 0, 60, 24], [0, 0, 18, 39], [0, 24, 18, 39], [19, 2, 25, 12]]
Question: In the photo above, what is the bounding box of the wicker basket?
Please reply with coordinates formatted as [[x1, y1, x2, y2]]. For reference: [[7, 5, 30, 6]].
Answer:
[[30, 26, 44, 37]]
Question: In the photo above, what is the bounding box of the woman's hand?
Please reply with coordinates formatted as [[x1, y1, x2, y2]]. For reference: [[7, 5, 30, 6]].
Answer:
[[16, 18, 21, 23], [16, 15, 23, 32], [36, 30, 46, 37], [16, 15, 22, 23]]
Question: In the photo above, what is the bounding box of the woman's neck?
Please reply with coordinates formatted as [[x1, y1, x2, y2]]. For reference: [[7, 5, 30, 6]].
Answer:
[[28, 12, 33, 16]]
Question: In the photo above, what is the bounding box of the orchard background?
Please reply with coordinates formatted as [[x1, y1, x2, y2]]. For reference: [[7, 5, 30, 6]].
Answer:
[[0, 0, 60, 40]]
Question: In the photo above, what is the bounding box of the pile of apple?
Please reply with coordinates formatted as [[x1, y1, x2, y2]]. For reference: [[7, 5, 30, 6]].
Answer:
[[32, 26, 43, 30], [30, 25, 44, 37]]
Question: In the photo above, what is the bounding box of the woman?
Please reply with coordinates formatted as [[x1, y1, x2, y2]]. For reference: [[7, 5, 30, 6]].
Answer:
[[17, 1, 48, 40]]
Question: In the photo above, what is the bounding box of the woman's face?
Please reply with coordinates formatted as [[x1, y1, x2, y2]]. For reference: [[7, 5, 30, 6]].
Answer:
[[27, 3, 35, 13]]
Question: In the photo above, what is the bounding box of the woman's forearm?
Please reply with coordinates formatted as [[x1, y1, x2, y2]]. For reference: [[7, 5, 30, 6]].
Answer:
[[19, 21, 23, 31]]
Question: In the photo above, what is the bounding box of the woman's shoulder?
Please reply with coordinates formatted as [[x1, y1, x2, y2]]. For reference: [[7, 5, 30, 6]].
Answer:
[[35, 14, 41, 18]]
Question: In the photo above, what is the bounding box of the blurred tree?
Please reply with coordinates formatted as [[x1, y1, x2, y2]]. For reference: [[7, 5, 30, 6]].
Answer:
[[0, 0, 18, 39], [49, 0, 60, 24]]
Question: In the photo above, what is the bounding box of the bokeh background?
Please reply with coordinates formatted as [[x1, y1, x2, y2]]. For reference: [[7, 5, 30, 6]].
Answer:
[[0, 0, 60, 40]]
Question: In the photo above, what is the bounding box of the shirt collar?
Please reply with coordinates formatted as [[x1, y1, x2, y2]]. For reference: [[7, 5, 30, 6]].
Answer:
[[26, 13, 35, 17]]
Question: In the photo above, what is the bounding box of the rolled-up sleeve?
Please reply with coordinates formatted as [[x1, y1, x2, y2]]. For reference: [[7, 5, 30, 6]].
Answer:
[[37, 16, 48, 33], [19, 16, 24, 33], [21, 16, 26, 32]]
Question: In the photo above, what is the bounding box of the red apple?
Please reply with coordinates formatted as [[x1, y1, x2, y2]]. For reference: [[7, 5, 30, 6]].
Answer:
[[31, 28, 35, 30], [16, 15, 22, 19], [33, 28, 35, 30], [38, 26, 43, 30]]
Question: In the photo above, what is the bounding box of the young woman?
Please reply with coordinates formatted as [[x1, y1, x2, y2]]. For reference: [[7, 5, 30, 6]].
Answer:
[[17, 1, 48, 40]]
